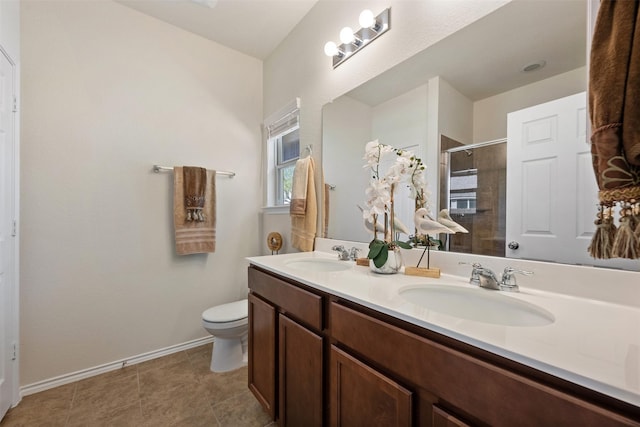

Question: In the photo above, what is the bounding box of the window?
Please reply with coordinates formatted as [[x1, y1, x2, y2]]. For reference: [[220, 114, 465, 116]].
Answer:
[[451, 198, 476, 210], [265, 98, 300, 207], [275, 128, 300, 205], [449, 168, 477, 214]]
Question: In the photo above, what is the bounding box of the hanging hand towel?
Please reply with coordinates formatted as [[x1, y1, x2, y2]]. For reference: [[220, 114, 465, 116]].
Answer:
[[184, 166, 207, 222], [174, 166, 216, 255], [291, 157, 318, 251], [588, 0, 640, 259], [290, 157, 310, 216]]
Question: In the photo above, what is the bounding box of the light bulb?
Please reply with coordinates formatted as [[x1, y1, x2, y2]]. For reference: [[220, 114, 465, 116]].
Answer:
[[339, 27, 355, 44], [359, 9, 375, 28], [324, 41, 338, 57]]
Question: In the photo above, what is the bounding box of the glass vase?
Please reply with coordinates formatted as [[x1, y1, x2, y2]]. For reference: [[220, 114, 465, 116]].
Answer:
[[370, 246, 403, 274]]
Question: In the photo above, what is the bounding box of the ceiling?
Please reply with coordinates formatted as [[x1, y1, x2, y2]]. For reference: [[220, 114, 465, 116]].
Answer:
[[115, 0, 318, 59]]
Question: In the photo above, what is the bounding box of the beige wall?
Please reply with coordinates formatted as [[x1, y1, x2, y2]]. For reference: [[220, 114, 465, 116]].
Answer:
[[20, 1, 262, 385], [473, 67, 587, 143], [261, 0, 509, 252], [437, 78, 474, 146]]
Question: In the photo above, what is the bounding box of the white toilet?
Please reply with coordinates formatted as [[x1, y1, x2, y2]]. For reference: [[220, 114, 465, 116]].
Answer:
[[201, 299, 248, 373]]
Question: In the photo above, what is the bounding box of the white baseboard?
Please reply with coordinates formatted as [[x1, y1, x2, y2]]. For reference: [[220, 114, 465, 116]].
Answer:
[[20, 336, 214, 397]]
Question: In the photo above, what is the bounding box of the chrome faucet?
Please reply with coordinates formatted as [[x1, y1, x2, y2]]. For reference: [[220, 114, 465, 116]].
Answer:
[[459, 262, 533, 292], [500, 267, 533, 292], [332, 245, 359, 261], [349, 247, 360, 260], [477, 267, 502, 290], [459, 262, 482, 286]]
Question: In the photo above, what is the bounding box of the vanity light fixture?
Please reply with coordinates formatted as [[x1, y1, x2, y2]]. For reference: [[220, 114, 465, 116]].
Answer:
[[340, 27, 362, 46], [324, 8, 391, 68], [324, 41, 344, 58], [359, 9, 376, 29]]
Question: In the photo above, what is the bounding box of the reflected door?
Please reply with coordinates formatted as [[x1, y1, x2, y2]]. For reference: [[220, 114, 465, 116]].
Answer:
[[506, 92, 596, 264]]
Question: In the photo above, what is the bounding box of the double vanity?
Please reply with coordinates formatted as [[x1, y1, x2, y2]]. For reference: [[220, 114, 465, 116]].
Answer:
[[246, 243, 640, 426]]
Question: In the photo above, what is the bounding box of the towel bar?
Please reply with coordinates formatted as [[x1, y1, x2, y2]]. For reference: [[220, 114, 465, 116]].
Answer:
[[153, 165, 235, 177]]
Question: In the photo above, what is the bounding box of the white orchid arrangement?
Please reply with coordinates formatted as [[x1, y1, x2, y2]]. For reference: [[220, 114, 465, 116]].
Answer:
[[362, 140, 429, 267]]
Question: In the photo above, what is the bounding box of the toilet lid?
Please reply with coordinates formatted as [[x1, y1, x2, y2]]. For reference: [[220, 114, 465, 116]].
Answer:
[[202, 299, 248, 322]]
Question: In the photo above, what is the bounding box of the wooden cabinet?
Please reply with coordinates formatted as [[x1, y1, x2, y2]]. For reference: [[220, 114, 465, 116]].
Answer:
[[248, 267, 324, 426], [279, 314, 323, 426], [248, 265, 640, 426], [432, 406, 471, 427], [330, 345, 412, 427], [248, 293, 276, 419], [330, 301, 640, 427]]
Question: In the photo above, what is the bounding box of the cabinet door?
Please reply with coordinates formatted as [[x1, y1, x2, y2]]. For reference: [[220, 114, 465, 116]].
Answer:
[[330, 345, 412, 427], [433, 406, 471, 427], [279, 314, 323, 427], [248, 293, 276, 420]]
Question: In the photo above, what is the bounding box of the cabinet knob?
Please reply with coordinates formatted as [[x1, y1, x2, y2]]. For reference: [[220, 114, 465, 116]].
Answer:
[[508, 241, 520, 250]]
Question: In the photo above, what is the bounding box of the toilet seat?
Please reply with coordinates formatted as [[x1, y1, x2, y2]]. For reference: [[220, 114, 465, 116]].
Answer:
[[202, 317, 247, 330], [202, 299, 248, 323]]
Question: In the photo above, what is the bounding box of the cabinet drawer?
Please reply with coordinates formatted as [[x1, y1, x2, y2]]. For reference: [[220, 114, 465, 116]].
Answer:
[[330, 301, 638, 427], [249, 266, 323, 331]]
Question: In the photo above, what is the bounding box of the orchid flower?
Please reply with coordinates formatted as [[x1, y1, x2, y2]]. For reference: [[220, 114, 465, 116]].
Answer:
[[362, 140, 420, 267]]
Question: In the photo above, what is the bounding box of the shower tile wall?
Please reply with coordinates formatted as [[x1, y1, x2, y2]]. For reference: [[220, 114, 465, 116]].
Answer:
[[440, 136, 506, 257]]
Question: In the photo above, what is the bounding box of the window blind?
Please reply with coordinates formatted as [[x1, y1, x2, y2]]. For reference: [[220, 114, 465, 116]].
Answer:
[[265, 98, 300, 139]]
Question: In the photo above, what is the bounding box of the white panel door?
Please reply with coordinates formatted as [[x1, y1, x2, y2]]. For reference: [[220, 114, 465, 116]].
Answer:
[[0, 49, 16, 420], [506, 92, 598, 265]]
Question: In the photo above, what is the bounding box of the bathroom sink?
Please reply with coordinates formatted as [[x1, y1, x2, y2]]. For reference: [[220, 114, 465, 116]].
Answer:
[[399, 285, 554, 327], [284, 258, 353, 272]]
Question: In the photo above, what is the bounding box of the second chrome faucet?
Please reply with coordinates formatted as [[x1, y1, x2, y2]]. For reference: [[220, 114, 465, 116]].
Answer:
[[459, 262, 533, 292], [332, 245, 360, 261]]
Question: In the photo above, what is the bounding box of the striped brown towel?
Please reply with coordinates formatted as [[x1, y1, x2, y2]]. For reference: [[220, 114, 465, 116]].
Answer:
[[173, 167, 216, 255]]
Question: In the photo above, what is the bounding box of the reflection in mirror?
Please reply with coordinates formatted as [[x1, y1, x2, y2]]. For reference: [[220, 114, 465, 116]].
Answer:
[[440, 139, 506, 258], [323, 87, 428, 244], [321, 0, 637, 270]]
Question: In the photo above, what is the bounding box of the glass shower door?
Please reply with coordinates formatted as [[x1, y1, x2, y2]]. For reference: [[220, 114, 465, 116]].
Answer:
[[440, 139, 506, 257]]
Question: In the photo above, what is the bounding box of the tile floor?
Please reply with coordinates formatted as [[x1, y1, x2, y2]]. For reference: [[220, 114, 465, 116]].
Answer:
[[0, 344, 272, 427]]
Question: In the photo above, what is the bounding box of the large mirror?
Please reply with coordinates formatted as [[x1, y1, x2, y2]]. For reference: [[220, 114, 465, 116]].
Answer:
[[322, 0, 639, 270]]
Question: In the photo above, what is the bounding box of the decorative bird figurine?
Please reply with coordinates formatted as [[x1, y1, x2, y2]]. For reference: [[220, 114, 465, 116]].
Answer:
[[358, 205, 384, 235], [364, 216, 385, 234], [437, 209, 469, 233], [414, 208, 454, 235], [358, 205, 410, 237]]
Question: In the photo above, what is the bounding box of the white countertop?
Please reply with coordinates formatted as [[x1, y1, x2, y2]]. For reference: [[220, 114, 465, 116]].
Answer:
[[247, 250, 640, 408]]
